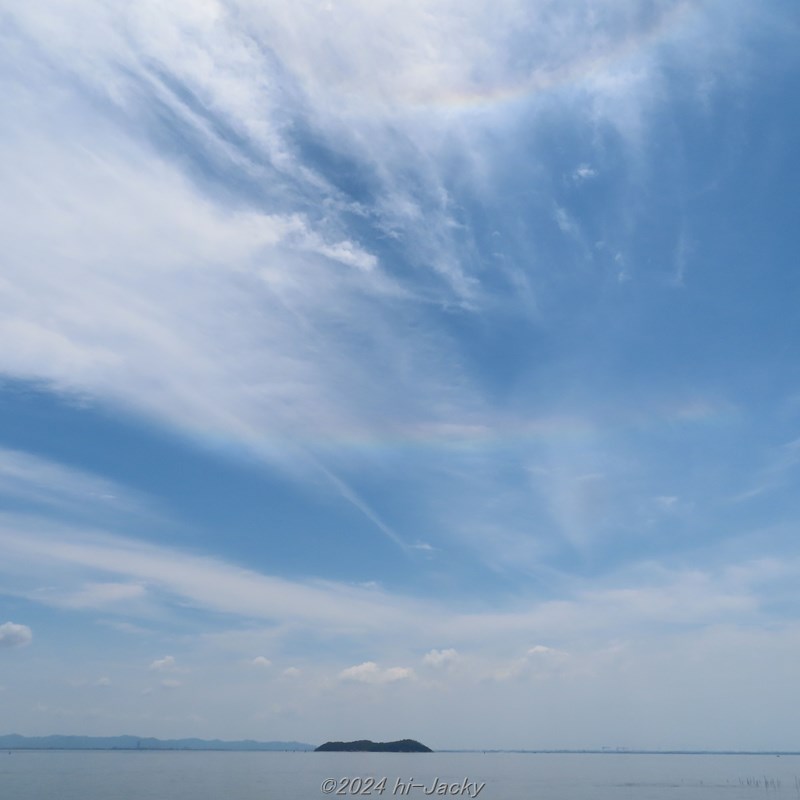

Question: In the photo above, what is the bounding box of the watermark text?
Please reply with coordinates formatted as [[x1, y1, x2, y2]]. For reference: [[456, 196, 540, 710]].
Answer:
[[321, 776, 486, 797]]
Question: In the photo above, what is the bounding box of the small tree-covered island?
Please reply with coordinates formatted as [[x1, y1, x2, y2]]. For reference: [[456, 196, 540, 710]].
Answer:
[[315, 739, 433, 753]]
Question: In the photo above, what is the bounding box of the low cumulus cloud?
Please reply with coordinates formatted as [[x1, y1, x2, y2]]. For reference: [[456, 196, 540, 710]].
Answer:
[[422, 648, 459, 667], [251, 656, 272, 668], [339, 661, 414, 684], [149, 655, 177, 672], [0, 622, 32, 649], [493, 645, 569, 682]]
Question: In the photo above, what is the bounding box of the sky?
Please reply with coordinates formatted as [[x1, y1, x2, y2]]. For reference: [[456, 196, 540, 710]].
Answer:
[[1, 0, 799, 751]]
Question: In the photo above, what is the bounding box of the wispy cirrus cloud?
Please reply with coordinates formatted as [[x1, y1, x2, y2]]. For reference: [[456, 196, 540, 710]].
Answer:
[[0, 0, 795, 748], [0, 16, 481, 546], [0, 447, 147, 519], [0, 0, 770, 563], [0, 507, 786, 653]]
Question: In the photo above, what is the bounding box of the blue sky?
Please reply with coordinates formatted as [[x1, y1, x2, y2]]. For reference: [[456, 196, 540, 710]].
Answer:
[[1, 0, 799, 750]]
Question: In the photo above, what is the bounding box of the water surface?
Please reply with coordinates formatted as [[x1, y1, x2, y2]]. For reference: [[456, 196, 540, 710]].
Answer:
[[2, 751, 799, 800]]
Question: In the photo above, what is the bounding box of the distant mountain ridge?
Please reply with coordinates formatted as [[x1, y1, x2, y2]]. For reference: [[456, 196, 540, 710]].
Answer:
[[0, 734, 314, 751]]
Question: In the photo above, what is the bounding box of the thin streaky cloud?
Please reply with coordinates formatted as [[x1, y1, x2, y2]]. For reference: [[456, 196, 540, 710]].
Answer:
[[0, 0, 796, 748]]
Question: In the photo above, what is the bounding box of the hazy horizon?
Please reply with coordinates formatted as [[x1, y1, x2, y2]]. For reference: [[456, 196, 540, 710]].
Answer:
[[1, 0, 799, 752], [4, 733, 800, 754]]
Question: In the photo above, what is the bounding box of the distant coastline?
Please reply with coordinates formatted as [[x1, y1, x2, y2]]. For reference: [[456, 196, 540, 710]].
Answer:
[[0, 734, 314, 751], [2, 735, 798, 755]]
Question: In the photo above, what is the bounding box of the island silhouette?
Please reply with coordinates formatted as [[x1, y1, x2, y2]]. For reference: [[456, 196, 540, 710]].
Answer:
[[315, 739, 432, 753]]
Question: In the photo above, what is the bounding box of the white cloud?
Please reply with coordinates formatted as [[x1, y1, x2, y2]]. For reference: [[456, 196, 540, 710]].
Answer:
[[0, 55, 465, 546], [0, 515, 780, 651], [572, 164, 597, 182], [149, 655, 177, 672], [0, 0, 741, 445], [0, 622, 32, 649], [251, 656, 271, 668], [493, 644, 569, 682], [553, 205, 582, 241], [0, 518, 424, 633], [160, 679, 182, 689], [0, 0, 790, 749], [0, 0, 763, 566], [96, 676, 112, 687], [282, 667, 300, 678], [527, 645, 564, 657], [422, 648, 459, 668], [339, 661, 414, 684]]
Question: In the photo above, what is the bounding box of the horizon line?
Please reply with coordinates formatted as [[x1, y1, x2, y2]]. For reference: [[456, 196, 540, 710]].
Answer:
[[2, 735, 800, 756]]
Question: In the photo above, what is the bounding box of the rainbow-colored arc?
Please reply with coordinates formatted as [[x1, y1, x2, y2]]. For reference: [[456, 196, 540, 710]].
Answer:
[[391, 1, 697, 116]]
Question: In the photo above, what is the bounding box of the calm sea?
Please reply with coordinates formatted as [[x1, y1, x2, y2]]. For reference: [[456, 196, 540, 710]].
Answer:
[[2, 751, 799, 800]]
